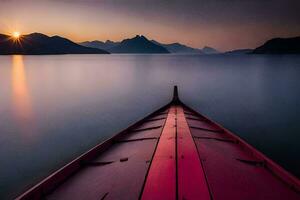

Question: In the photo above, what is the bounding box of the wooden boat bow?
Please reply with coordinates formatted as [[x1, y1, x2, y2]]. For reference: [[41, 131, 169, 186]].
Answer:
[[16, 86, 300, 200]]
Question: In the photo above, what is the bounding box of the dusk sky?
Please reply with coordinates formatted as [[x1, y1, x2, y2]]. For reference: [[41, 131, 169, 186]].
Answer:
[[1, 0, 300, 51]]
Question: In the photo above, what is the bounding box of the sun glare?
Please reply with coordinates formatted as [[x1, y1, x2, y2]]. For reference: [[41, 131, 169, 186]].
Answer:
[[12, 31, 21, 39]]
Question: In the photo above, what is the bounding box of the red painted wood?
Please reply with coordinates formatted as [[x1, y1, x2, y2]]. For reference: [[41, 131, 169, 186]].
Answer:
[[184, 107, 300, 200], [134, 118, 165, 130], [188, 119, 221, 131], [141, 106, 177, 200], [46, 161, 150, 200], [94, 139, 157, 162], [193, 138, 300, 200], [119, 127, 163, 140], [177, 106, 210, 200]]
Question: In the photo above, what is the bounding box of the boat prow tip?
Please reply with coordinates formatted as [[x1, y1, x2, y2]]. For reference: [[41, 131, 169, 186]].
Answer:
[[172, 85, 180, 104]]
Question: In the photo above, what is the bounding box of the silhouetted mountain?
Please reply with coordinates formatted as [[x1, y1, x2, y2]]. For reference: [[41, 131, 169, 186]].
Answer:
[[253, 37, 300, 54], [151, 40, 203, 54], [225, 49, 253, 55], [202, 46, 220, 54], [80, 37, 224, 55], [0, 33, 109, 55], [80, 40, 120, 50], [108, 35, 169, 53]]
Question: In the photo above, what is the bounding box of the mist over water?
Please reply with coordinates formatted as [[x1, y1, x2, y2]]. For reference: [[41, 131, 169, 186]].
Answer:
[[0, 54, 299, 199]]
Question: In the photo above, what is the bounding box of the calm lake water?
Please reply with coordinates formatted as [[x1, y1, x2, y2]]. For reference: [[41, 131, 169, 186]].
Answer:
[[0, 54, 300, 199]]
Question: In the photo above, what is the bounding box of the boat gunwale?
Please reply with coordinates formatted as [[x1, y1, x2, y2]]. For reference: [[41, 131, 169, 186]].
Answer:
[[15, 102, 171, 200], [181, 103, 300, 192]]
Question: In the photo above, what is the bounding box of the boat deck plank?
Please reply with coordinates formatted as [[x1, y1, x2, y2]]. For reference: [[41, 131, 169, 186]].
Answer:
[[45, 160, 150, 200], [190, 128, 230, 140], [118, 128, 163, 141], [177, 106, 210, 200], [186, 112, 300, 200], [133, 119, 165, 130], [94, 139, 157, 163], [188, 119, 222, 131], [141, 106, 177, 200]]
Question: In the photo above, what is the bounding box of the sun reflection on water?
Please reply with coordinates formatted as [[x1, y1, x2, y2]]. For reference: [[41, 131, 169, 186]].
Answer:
[[11, 55, 33, 129]]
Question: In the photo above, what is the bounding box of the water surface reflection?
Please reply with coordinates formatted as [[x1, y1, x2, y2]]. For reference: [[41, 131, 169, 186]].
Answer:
[[11, 55, 34, 134]]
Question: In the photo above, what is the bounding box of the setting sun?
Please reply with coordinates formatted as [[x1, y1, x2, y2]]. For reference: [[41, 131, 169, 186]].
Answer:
[[12, 31, 21, 39]]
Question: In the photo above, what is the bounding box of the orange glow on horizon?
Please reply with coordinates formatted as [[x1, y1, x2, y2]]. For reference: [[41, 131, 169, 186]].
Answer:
[[12, 31, 21, 39]]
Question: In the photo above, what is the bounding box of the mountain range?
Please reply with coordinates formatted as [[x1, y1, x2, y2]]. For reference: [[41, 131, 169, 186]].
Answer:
[[0, 33, 109, 55], [81, 36, 220, 54], [1, 32, 299, 55], [81, 35, 169, 53]]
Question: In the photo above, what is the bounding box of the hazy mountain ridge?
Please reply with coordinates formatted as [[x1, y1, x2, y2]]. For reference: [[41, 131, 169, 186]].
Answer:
[[0, 33, 109, 55], [202, 46, 220, 54], [80, 40, 120, 50], [225, 49, 253, 55], [151, 40, 204, 54]]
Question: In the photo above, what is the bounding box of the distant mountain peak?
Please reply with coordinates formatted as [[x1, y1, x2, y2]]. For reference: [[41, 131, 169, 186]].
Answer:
[[25, 32, 49, 39], [105, 40, 115, 44], [28, 32, 47, 36], [109, 35, 169, 54], [134, 35, 146, 39], [126, 35, 148, 42], [202, 46, 220, 54]]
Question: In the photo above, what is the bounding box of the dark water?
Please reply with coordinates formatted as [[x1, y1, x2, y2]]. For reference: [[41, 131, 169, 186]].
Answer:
[[0, 54, 299, 199]]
